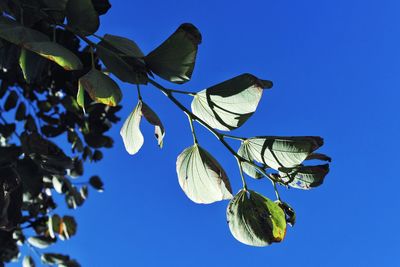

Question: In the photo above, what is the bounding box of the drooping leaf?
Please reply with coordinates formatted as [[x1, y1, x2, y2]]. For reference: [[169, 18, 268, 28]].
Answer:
[[191, 74, 273, 131], [61, 216, 77, 240], [280, 164, 329, 190], [120, 100, 165, 155], [78, 69, 122, 106], [23, 41, 83, 70], [96, 40, 147, 84], [237, 141, 263, 179], [89, 175, 103, 192], [19, 48, 47, 83], [227, 189, 286, 247], [0, 17, 49, 45], [176, 144, 232, 204], [244, 136, 324, 171], [27, 236, 55, 249], [145, 23, 201, 84], [48, 214, 61, 239], [22, 255, 35, 267], [66, 0, 99, 35]]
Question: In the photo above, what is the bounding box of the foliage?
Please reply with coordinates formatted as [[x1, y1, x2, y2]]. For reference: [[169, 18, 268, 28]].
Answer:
[[0, 0, 331, 265]]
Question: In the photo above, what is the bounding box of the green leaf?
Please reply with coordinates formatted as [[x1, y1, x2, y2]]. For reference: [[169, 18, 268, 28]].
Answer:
[[191, 74, 273, 131], [280, 164, 329, 190], [227, 189, 286, 246], [40, 0, 69, 23], [101, 34, 144, 58], [22, 255, 35, 267], [0, 17, 49, 45], [19, 48, 47, 83], [66, 0, 99, 35], [237, 141, 263, 179], [41, 253, 70, 265], [24, 42, 83, 70], [78, 69, 122, 106], [120, 100, 165, 155], [89, 175, 104, 192], [244, 136, 324, 171], [27, 236, 55, 249], [96, 40, 147, 84], [92, 0, 112, 15], [176, 144, 232, 204], [145, 23, 201, 84]]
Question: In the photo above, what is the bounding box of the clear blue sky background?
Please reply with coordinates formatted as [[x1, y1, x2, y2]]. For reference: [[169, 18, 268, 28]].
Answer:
[[11, 0, 400, 266]]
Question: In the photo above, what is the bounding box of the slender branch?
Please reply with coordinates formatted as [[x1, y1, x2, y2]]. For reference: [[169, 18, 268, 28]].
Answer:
[[148, 78, 279, 184], [222, 133, 246, 141]]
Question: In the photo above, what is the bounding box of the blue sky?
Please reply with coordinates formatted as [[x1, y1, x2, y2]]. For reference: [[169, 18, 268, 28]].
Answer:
[[12, 0, 400, 266]]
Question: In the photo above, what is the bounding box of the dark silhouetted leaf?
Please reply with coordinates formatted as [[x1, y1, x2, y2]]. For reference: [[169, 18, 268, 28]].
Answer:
[[4, 90, 18, 111], [89, 175, 103, 192], [66, 0, 99, 35], [146, 23, 201, 84]]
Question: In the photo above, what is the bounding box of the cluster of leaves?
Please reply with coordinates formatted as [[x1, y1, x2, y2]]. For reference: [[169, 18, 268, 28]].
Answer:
[[0, 0, 332, 265]]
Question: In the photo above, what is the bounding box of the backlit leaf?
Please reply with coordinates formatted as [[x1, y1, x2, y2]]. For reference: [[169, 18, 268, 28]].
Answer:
[[24, 42, 83, 70], [120, 100, 165, 155], [227, 189, 286, 247], [22, 255, 35, 267], [19, 48, 47, 83], [145, 23, 201, 84], [176, 144, 232, 204], [237, 141, 263, 179], [78, 69, 122, 106], [27, 236, 55, 249], [280, 164, 329, 190], [191, 74, 272, 131], [101, 34, 144, 58], [244, 136, 324, 171]]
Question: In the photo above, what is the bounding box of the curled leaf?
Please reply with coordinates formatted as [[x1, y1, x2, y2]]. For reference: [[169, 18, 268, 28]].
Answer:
[[120, 100, 165, 155], [176, 144, 232, 204]]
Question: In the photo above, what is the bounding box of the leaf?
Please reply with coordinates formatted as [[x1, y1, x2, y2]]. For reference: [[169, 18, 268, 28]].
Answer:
[[23, 42, 83, 70], [191, 74, 273, 131], [237, 141, 263, 179], [120, 100, 165, 155], [41, 253, 70, 265], [306, 153, 332, 162], [0, 17, 49, 45], [280, 164, 329, 190], [101, 34, 144, 58], [27, 236, 55, 249], [176, 144, 232, 204], [15, 102, 26, 121], [276, 201, 296, 227], [78, 69, 122, 106], [244, 136, 324, 171], [40, 0, 69, 23], [66, 0, 99, 35], [48, 214, 61, 239], [145, 23, 201, 84], [76, 85, 85, 111], [89, 175, 104, 192], [96, 40, 147, 84], [61, 216, 77, 239], [4, 90, 18, 111], [92, 0, 112, 15], [226, 189, 286, 247], [22, 255, 35, 267], [19, 48, 47, 83]]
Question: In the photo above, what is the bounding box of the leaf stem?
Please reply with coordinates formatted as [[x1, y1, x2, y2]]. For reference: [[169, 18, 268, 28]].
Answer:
[[222, 134, 246, 141], [236, 157, 247, 190], [187, 114, 198, 144], [273, 181, 281, 201], [136, 84, 142, 100]]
